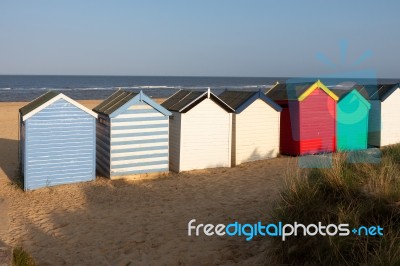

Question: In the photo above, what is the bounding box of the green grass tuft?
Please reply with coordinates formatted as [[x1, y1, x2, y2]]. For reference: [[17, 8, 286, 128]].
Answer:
[[13, 247, 36, 266]]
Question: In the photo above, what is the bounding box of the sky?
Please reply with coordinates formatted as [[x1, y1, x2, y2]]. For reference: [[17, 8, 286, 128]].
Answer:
[[0, 0, 399, 78]]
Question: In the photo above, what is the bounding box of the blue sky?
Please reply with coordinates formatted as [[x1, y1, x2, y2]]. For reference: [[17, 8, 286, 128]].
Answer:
[[0, 0, 399, 77]]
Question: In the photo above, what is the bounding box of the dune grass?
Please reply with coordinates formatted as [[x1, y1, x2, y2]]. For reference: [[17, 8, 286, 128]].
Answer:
[[270, 145, 400, 265], [13, 247, 36, 266]]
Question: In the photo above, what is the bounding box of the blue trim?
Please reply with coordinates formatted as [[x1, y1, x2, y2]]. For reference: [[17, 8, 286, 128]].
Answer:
[[140, 91, 172, 116], [111, 116, 168, 123], [111, 168, 168, 177], [112, 160, 169, 169], [235, 90, 282, 113], [112, 152, 168, 162], [108, 91, 171, 118], [114, 109, 162, 115], [111, 145, 168, 154]]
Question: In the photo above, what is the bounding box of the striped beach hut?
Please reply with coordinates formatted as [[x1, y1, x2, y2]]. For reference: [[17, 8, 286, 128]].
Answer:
[[19, 91, 98, 190], [331, 87, 371, 151], [218, 90, 282, 166], [93, 90, 171, 179], [266, 80, 338, 156], [357, 83, 400, 147], [162, 89, 234, 172]]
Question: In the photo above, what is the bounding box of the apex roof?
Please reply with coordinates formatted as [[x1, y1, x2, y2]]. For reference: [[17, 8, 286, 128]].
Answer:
[[161, 89, 234, 113]]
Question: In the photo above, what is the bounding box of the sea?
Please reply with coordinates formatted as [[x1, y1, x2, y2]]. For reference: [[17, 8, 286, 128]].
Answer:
[[0, 75, 397, 102]]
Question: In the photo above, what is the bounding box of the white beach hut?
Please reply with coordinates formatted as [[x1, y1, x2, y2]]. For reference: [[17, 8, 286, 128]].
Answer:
[[218, 90, 282, 166], [358, 83, 400, 147], [162, 89, 234, 172]]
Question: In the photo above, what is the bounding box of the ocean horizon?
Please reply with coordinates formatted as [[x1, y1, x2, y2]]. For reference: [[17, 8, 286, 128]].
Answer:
[[0, 75, 398, 102]]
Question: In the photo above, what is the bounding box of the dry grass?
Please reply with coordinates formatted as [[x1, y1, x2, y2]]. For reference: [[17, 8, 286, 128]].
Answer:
[[269, 145, 400, 265], [13, 247, 36, 266]]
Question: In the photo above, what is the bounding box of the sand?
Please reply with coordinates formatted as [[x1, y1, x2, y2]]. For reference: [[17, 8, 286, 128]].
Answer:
[[0, 101, 295, 265]]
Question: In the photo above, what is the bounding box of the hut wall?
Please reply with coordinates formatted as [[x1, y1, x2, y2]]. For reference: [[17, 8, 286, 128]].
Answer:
[[24, 98, 96, 190]]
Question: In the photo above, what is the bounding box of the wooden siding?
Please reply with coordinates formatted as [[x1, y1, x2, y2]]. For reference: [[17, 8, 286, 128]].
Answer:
[[96, 114, 111, 177], [367, 100, 381, 147], [179, 98, 232, 172], [234, 99, 280, 166], [24, 99, 96, 190], [168, 111, 181, 172], [279, 102, 301, 155], [108, 102, 169, 177], [299, 89, 336, 155], [381, 89, 400, 146]]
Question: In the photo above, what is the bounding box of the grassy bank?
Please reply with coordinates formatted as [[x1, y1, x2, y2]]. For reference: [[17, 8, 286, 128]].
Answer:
[[270, 145, 400, 265]]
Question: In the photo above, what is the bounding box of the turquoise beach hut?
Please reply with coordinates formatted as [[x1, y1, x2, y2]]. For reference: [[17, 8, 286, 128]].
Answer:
[[93, 90, 171, 179], [331, 88, 371, 151], [19, 91, 98, 190]]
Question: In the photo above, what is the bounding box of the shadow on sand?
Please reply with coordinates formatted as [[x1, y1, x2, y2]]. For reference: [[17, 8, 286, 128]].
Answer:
[[0, 138, 19, 183]]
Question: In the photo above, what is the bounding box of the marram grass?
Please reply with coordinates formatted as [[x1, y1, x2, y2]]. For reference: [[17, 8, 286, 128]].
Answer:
[[270, 145, 400, 266]]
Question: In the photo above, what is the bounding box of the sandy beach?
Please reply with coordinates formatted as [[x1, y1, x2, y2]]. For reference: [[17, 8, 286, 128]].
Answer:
[[0, 100, 293, 265]]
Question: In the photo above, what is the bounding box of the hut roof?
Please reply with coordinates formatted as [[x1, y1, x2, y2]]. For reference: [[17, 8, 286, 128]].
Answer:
[[266, 80, 338, 102], [354, 83, 399, 101], [93, 90, 139, 116], [19, 91, 97, 121], [218, 90, 282, 113], [93, 90, 171, 117], [19, 91, 60, 117], [330, 88, 371, 109], [161, 89, 234, 113]]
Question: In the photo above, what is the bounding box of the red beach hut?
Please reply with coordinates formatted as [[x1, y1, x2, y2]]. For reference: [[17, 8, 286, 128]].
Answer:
[[266, 80, 338, 155]]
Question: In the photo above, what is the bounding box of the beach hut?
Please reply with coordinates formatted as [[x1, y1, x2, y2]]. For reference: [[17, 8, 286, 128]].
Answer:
[[162, 89, 234, 172], [330, 87, 371, 151], [93, 90, 171, 179], [356, 83, 400, 147], [218, 90, 282, 166], [266, 80, 338, 156], [19, 91, 98, 190]]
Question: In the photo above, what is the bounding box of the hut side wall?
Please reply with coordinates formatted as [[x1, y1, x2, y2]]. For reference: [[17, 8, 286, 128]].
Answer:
[[367, 100, 381, 147], [24, 99, 96, 190], [179, 98, 232, 171], [234, 99, 280, 165], [109, 101, 169, 177], [168, 111, 181, 173], [299, 89, 336, 155], [381, 89, 400, 146], [96, 114, 111, 177], [19, 118, 25, 177], [280, 101, 300, 155]]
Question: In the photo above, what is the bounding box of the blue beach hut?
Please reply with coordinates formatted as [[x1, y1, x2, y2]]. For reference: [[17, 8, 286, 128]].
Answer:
[[93, 90, 172, 179], [19, 91, 98, 190]]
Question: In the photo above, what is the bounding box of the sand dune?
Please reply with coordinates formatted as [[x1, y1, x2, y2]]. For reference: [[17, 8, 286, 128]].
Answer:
[[0, 101, 293, 265]]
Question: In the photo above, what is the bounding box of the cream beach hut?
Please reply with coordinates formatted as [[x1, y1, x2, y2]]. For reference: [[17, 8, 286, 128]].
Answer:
[[218, 90, 282, 166], [162, 89, 234, 172], [357, 83, 400, 147]]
